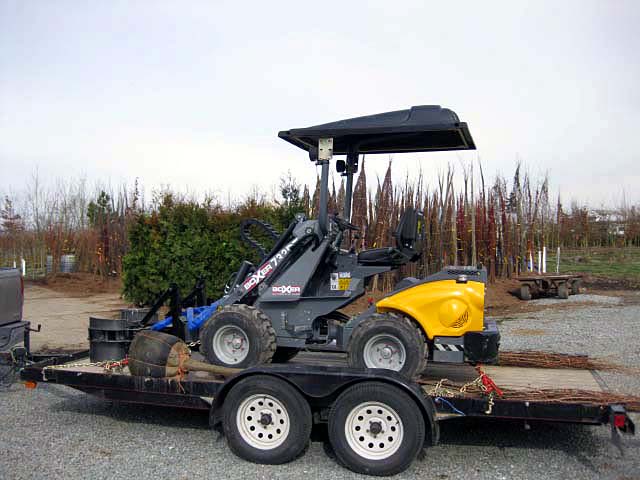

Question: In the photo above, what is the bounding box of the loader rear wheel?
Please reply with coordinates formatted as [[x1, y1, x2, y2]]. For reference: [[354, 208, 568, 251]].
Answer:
[[223, 375, 312, 464], [271, 347, 300, 363], [200, 305, 276, 368], [328, 381, 425, 476], [347, 313, 427, 379]]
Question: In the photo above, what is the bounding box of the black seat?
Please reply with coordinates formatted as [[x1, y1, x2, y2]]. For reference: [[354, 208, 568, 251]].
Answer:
[[358, 208, 423, 266]]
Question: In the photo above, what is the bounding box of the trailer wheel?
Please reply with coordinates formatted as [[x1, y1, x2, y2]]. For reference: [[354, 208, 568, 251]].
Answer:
[[271, 347, 300, 363], [328, 381, 425, 476], [570, 279, 582, 295], [519, 284, 532, 301], [222, 375, 312, 464], [200, 305, 276, 368], [348, 313, 427, 379], [557, 282, 569, 299]]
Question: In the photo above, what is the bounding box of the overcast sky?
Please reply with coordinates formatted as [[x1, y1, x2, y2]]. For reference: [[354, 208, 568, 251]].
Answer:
[[1, 0, 639, 207]]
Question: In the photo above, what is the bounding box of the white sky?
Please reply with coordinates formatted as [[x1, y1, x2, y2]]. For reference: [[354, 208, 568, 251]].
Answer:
[[1, 0, 639, 207]]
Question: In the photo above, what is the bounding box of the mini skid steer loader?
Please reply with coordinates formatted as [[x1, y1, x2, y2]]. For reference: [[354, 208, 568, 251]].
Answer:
[[198, 106, 500, 378]]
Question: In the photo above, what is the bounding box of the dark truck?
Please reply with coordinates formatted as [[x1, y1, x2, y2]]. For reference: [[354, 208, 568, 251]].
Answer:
[[0, 268, 29, 352]]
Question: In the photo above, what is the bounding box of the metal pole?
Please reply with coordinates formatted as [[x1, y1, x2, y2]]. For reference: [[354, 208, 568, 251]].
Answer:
[[343, 151, 357, 222], [537, 250, 541, 274], [317, 138, 333, 235], [317, 160, 330, 234]]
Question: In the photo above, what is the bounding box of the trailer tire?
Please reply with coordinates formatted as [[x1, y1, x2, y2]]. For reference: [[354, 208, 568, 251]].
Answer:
[[519, 284, 532, 301], [570, 279, 582, 295], [557, 283, 569, 299], [347, 313, 427, 379], [328, 381, 425, 476], [271, 347, 300, 363], [222, 375, 312, 464], [200, 305, 276, 368]]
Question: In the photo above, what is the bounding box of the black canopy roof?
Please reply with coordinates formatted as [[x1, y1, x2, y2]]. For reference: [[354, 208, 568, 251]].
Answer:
[[278, 105, 476, 155]]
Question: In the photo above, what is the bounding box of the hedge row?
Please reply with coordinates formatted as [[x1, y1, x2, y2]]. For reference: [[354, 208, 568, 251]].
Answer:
[[122, 195, 301, 305]]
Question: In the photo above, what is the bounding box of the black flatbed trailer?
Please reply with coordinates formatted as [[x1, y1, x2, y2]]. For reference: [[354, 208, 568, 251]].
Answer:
[[20, 351, 635, 476]]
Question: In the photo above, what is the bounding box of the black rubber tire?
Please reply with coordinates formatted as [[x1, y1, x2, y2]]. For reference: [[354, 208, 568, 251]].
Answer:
[[347, 313, 427, 379], [328, 381, 426, 476], [519, 284, 532, 301], [557, 283, 569, 299], [570, 279, 582, 295], [271, 347, 300, 363], [223, 375, 312, 464], [200, 304, 276, 368]]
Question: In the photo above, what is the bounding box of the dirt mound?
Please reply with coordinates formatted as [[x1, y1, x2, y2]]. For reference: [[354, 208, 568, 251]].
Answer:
[[30, 273, 123, 297]]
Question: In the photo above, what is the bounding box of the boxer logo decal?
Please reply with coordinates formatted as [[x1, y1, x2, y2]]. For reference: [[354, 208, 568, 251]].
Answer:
[[271, 285, 301, 296]]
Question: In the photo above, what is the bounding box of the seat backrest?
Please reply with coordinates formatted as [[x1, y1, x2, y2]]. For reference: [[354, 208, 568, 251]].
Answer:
[[393, 207, 424, 256]]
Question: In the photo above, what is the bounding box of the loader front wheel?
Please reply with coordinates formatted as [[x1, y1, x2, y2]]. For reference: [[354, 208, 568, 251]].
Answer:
[[347, 313, 427, 379], [200, 305, 276, 368]]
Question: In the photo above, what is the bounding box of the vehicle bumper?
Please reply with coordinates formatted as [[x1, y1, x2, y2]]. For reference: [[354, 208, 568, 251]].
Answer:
[[464, 320, 500, 364], [0, 321, 30, 351]]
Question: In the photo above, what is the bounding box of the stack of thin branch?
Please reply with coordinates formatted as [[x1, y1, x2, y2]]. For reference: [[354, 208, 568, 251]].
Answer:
[[419, 377, 640, 411], [498, 350, 633, 373], [499, 388, 640, 411]]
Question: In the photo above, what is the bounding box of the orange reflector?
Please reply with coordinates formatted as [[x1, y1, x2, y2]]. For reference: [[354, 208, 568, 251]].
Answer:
[[24, 380, 37, 389]]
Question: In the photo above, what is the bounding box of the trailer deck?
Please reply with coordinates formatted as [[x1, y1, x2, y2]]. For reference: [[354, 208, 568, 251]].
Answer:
[[21, 351, 626, 423]]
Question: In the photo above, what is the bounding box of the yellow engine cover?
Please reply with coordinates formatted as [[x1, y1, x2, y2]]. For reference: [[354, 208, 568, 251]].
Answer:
[[375, 279, 485, 340]]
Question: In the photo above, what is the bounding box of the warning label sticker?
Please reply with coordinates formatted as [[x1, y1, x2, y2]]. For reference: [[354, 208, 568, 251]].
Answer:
[[330, 272, 352, 291]]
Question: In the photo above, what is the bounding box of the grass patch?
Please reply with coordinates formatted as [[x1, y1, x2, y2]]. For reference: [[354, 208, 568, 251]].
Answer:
[[546, 246, 640, 282]]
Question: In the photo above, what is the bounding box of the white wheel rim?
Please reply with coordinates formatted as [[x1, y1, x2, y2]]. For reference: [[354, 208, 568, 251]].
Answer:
[[213, 325, 249, 365], [363, 334, 406, 371], [344, 401, 404, 460], [236, 394, 290, 450]]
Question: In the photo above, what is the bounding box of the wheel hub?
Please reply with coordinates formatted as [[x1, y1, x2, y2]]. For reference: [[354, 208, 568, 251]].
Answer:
[[259, 412, 273, 426], [213, 326, 250, 365], [368, 420, 383, 436], [380, 346, 393, 360], [363, 334, 407, 371], [237, 394, 290, 450], [231, 336, 244, 350], [344, 401, 404, 460]]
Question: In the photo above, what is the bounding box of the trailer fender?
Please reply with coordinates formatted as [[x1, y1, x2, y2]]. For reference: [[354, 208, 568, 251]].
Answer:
[[209, 365, 439, 446]]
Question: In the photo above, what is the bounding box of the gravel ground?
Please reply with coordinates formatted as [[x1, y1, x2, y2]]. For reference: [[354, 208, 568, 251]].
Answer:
[[1, 297, 639, 480], [528, 293, 623, 307]]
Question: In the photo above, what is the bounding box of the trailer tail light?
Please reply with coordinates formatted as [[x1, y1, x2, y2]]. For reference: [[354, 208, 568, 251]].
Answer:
[[24, 380, 37, 389], [614, 413, 626, 428]]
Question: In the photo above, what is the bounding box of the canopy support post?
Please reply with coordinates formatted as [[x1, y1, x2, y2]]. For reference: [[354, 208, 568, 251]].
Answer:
[[317, 138, 333, 235], [343, 149, 358, 222]]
